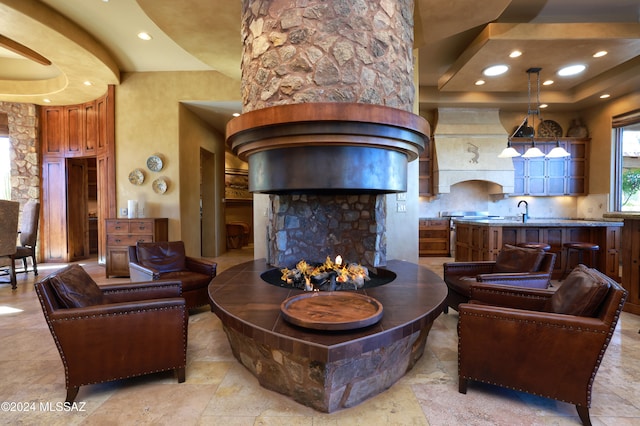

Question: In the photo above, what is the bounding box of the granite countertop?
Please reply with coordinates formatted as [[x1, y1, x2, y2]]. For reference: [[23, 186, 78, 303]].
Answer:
[[603, 212, 640, 219], [453, 218, 623, 227]]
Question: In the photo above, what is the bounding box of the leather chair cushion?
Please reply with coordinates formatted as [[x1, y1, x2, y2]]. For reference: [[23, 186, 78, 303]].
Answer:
[[49, 264, 103, 308], [15, 246, 34, 257], [136, 242, 186, 273], [156, 271, 212, 291], [445, 275, 477, 294], [494, 244, 545, 273], [547, 264, 611, 316]]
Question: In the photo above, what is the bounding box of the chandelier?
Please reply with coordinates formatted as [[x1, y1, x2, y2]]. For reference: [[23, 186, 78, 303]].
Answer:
[[499, 68, 570, 159]]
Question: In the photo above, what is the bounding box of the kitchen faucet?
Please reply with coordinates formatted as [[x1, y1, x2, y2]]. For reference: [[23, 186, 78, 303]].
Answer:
[[518, 200, 529, 223]]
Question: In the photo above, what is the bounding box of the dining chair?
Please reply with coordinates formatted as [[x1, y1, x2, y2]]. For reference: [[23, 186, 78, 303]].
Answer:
[[14, 200, 40, 276], [0, 200, 20, 289]]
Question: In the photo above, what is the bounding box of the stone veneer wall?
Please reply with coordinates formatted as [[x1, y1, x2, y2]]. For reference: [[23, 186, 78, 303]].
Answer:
[[268, 194, 385, 267], [0, 103, 40, 204], [242, 0, 415, 267], [223, 323, 429, 412]]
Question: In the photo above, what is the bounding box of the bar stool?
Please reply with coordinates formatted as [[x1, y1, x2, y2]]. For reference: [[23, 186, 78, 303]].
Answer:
[[562, 242, 599, 279], [517, 242, 551, 251]]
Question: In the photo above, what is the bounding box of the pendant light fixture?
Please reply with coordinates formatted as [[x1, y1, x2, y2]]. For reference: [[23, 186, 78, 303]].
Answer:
[[499, 68, 570, 159]]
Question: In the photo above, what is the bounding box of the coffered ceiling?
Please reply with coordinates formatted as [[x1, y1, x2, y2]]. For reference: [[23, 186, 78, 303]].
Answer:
[[0, 0, 639, 129]]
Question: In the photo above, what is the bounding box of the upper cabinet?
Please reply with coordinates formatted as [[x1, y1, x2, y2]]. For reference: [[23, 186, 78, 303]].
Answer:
[[41, 98, 105, 158], [511, 138, 589, 196]]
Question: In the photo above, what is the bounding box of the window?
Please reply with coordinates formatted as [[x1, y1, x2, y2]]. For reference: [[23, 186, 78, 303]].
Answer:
[[613, 110, 640, 211], [0, 137, 10, 200]]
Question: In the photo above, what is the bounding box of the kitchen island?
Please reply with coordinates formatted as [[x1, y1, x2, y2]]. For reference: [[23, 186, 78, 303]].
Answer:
[[454, 218, 623, 281], [603, 212, 640, 314]]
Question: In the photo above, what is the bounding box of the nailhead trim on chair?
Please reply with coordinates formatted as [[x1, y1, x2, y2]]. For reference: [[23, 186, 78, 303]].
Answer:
[[101, 283, 182, 295]]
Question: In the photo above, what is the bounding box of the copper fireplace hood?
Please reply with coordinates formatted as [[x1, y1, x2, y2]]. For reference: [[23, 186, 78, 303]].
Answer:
[[226, 103, 430, 194]]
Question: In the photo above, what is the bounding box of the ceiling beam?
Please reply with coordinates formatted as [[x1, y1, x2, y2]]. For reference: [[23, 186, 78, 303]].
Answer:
[[0, 35, 51, 66]]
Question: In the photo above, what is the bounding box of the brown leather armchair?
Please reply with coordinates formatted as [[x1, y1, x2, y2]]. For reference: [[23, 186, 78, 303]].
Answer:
[[35, 264, 188, 403], [444, 245, 556, 312], [128, 241, 217, 310], [457, 265, 627, 426]]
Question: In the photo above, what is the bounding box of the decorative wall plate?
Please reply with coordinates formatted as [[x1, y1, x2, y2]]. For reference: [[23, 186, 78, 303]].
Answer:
[[128, 168, 145, 185], [152, 177, 168, 194], [537, 120, 563, 138], [146, 155, 164, 172]]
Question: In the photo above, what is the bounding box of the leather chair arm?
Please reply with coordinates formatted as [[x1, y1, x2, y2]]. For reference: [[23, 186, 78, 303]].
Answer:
[[48, 298, 186, 320], [129, 262, 161, 281], [459, 302, 608, 330], [476, 272, 551, 289], [468, 282, 553, 310], [185, 257, 217, 277], [444, 261, 496, 277], [101, 280, 182, 303]]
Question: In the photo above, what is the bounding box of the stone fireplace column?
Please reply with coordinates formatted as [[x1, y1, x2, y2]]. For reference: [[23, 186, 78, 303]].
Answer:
[[241, 0, 416, 112], [234, 0, 425, 267]]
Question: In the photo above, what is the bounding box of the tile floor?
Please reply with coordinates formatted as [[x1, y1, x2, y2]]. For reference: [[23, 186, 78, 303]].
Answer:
[[1, 249, 639, 425]]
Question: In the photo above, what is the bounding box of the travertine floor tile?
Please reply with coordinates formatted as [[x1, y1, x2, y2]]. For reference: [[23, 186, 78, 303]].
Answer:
[[0, 249, 638, 425]]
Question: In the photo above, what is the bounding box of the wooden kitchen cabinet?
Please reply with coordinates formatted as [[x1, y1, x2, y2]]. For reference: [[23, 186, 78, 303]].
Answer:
[[620, 218, 640, 314], [456, 220, 621, 281], [105, 218, 168, 277], [419, 218, 449, 256], [511, 138, 589, 196]]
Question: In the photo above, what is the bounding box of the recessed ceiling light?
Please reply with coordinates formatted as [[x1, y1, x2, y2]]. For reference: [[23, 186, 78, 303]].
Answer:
[[593, 51, 608, 58], [509, 50, 522, 58], [483, 65, 509, 77], [137, 32, 152, 41], [83, 81, 93, 86], [539, 103, 548, 109], [474, 80, 485, 86], [232, 113, 240, 117], [558, 64, 586, 76], [43, 98, 51, 103], [600, 94, 611, 99], [543, 80, 554, 86]]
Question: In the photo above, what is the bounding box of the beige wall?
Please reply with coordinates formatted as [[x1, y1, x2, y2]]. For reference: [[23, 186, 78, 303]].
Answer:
[[178, 105, 226, 256], [582, 92, 640, 196], [115, 71, 240, 257]]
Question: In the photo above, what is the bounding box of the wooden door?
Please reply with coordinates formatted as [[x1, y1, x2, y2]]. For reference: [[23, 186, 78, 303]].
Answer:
[[67, 158, 89, 260], [42, 158, 68, 262]]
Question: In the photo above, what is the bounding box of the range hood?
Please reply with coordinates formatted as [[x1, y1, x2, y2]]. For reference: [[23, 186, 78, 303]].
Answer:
[[433, 108, 514, 195]]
